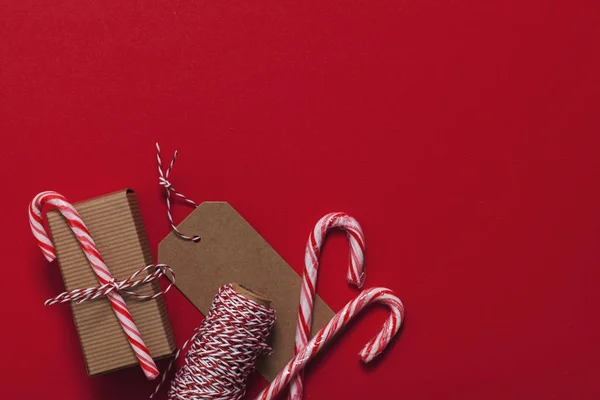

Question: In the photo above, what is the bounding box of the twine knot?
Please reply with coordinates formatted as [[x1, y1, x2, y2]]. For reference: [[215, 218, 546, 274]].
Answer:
[[159, 176, 172, 189], [45, 264, 175, 306], [156, 142, 201, 242]]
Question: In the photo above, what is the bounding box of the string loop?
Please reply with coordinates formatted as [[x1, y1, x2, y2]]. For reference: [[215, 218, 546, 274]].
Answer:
[[45, 264, 175, 305], [156, 142, 201, 242]]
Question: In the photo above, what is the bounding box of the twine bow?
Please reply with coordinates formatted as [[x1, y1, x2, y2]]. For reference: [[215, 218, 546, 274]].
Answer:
[[45, 264, 175, 306], [156, 142, 201, 242]]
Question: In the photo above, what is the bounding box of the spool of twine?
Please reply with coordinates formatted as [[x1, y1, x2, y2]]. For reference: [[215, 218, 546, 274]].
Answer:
[[153, 283, 276, 400]]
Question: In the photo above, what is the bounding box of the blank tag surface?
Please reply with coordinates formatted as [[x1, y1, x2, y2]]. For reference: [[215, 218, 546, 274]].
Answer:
[[158, 202, 334, 381]]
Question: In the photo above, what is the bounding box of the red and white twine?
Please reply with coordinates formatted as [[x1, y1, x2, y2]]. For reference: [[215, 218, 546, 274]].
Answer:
[[289, 212, 366, 400], [156, 142, 200, 242], [45, 263, 175, 305], [152, 284, 276, 400], [29, 191, 168, 380]]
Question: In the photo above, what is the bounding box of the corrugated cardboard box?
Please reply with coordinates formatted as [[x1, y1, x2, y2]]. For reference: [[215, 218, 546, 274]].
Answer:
[[47, 189, 176, 376]]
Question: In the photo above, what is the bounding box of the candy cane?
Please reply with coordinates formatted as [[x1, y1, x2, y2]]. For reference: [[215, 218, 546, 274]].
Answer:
[[289, 212, 366, 400], [257, 287, 404, 400], [28, 191, 159, 380]]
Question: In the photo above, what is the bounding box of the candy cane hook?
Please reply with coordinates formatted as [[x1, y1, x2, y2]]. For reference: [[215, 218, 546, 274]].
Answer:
[[290, 212, 366, 400], [257, 287, 405, 400], [28, 191, 160, 380]]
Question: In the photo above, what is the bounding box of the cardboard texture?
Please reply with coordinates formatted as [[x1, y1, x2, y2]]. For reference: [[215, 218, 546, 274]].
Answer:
[[158, 202, 335, 381], [231, 283, 271, 308], [47, 190, 176, 376]]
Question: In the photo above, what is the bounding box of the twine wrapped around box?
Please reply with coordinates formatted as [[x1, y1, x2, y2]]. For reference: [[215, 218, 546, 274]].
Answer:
[[31, 189, 176, 377]]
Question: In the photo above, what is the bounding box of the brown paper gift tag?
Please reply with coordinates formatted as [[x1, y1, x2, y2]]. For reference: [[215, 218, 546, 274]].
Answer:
[[158, 202, 335, 381], [47, 190, 176, 376]]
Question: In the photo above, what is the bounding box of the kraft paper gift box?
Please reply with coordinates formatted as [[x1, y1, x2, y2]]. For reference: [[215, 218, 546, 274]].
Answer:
[[47, 189, 176, 376]]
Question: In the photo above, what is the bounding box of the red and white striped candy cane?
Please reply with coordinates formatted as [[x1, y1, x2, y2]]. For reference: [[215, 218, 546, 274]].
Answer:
[[290, 212, 366, 400], [28, 191, 160, 380], [257, 287, 404, 400]]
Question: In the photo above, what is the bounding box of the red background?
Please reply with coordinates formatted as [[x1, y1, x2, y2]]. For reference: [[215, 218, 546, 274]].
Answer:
[[1, 0, 599, 399]]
